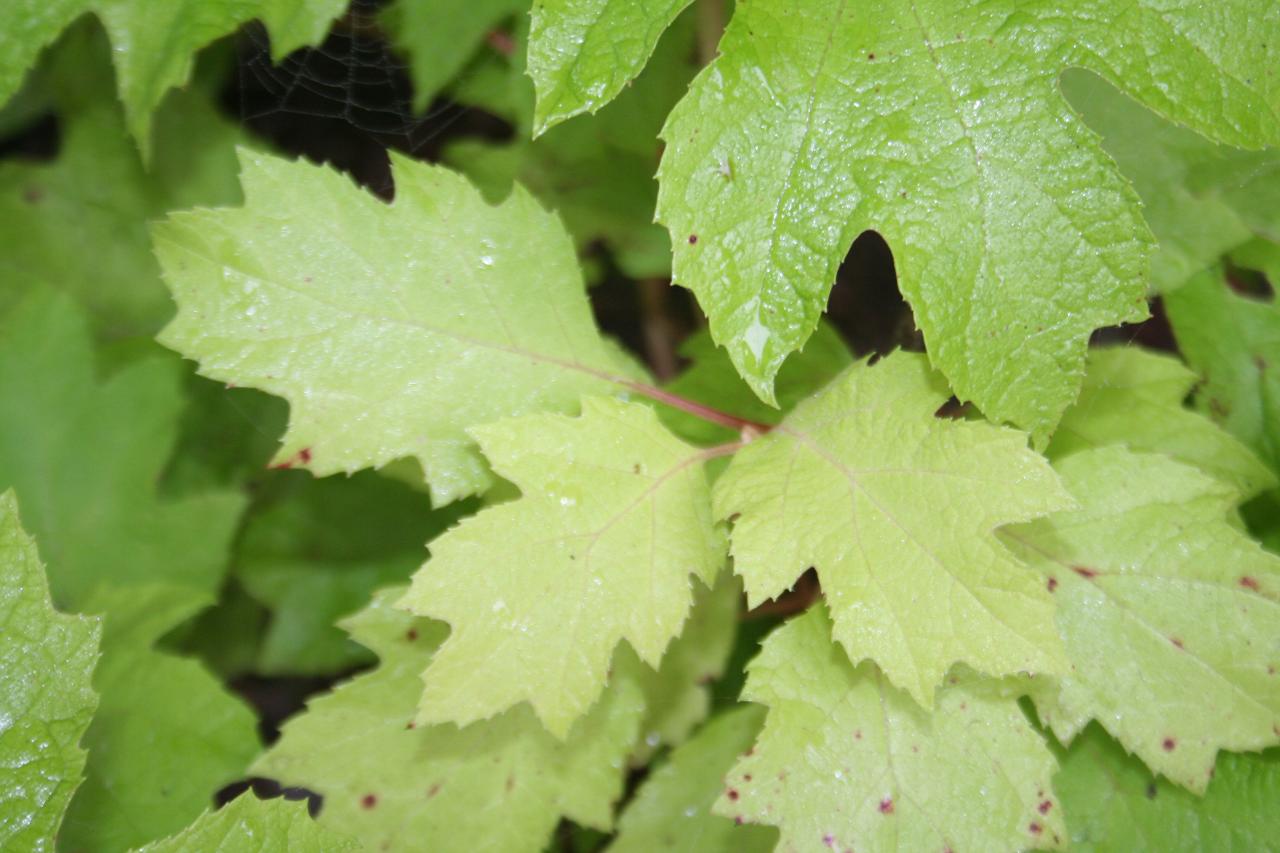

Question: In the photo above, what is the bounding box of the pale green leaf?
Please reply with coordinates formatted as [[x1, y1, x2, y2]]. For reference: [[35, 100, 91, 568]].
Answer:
[[632, 568, 742, 757], [137, 792, 357, 853], [715, 351, 1070, 705], [0, 0, 345, 153], [1062, 69, 1280, 293], [714, 607, 1066, 852], [527, 0, 693, 134], [1055, 725, 1280, 853], [384, 0, 527, 112], [1048, 346, 1275, 497], [155, 149, 638, 504], [0, 491, 100, 853], [400, 396, 724, 736], [254, 588, 646, 852], [0, 21, 246, 339], [0, 293, 256, 850], [1001, 447, 1280, 793], [611, 706, 778, 853], [657, 0, 1280, 436], [1166, 268, 1280, 476]]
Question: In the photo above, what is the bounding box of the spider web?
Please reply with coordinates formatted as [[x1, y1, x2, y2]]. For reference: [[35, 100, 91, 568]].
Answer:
[[231, 0, 501, 196]]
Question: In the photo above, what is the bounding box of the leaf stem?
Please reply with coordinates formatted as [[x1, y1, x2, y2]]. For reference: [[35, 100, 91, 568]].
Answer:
[[620, 379, 772, 435]]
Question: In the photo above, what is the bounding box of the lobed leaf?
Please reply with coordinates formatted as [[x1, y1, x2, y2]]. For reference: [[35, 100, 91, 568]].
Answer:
[[138, 792, 357, 853]]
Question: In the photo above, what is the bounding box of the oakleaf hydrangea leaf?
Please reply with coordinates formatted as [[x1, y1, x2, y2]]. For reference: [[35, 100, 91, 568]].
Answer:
[[254, 588, 645, 852], [400, 397, 724, 737], [0, 293, 255, 849], [155, 149, 636, 504], [1166, 268, 1280, 476], [0, 492, 100, 853], [611, 706, 778, 853], [657, 0, 1280, 436], [527, 0, 693, 134], [384, 0, 527, 112], [1001, 447, 1280, 793], [0, 21, 245, 339], [0, 0, 345, 154], [1048, 346, 1275, 497], [715, 351, 1070, 705], [715, 607, 1066, 852], [1062, 69, 1280, 294], [137, 793, 357, 853], [1055, 725, 1280, 852]]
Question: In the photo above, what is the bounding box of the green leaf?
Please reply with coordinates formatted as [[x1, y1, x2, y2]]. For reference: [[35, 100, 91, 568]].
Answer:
[[0, 0, 345, 154], [1062, 69, 1280, 293], [1055, 725, 1280, 852], [715, 351, 1070, 705], [1047, 346, 1275, 497], [254, 588, 646, 852], [0, 293, 256, 849], [715, 607, 1066, 852], [137, 792, 357, 853], [611, 706, 778, 853], [1001, 447, 1280, 794], [384, 0, 527, 112], [235, 470, 475, 675], [659, 321, 853, 446], [400, 396, 724, 737], [0, 491, 100, 853], [0, 21, 246, 339], [446, 11, 696, 280], [656, 1, 1280, 436], [155, 149, 639, 504], [1166, 268, 1280, 476], [527, 0, 693, 134], [632, 568, 742, 757]]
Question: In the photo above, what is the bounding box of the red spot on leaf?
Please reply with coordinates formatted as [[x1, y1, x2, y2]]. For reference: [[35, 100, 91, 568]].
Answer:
[[406, 628, 418, 641], [688, 234, 699, 245], [879, 797, 894, 815], [1240, 576, 1261, 591], [823, 834, 835, 847], [1162, 737, 1177, 752], [1071, 565, 1098, 579], [270, 447, 313, 470], [361, 794, 377, 809], [727, 789, 740, 801], [1029, 822, 1042, 835], [1047, 576, 1058, 592], [734, 817, 744, 826], [1038, 800, 1052, 815]]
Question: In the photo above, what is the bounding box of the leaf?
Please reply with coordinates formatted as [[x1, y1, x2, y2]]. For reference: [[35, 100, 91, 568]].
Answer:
[[446, 11, 696, 280], [1047, 346, 1275, 497], [0, 491, 101, 853], [655, 1, 1280, 437], [0, 293, 256, 849], [253, 588, 646, 852], [383, 0, 527, 112], [400, 396, 724, 736], [632, 569, 742, 757], [611, 706, 778, 853], [715, 607, 1066, 852], [527, 0, 693, 134], [155, 149, 640, 504], [1055, 725, 1280, 852], [137, 792, 357, 853], [1062, 69, 1280, 293], [658, 321, 853, 446], [0, 0, 345, 153], [1165, 268, 1280, 476], [0, 21, 246, 339], [715, 350, 1070, 705], [1001, 447, 1280, 793]]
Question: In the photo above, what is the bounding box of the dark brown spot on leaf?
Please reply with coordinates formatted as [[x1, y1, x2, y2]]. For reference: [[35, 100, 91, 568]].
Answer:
[[427, 783, 441, 798], [1047, 577, 1058, 592], [1072, 565, 1098, 579], [727, 788, 740, 801], [1241, 576, 1261, 591], [1145, 782, 1158, 799], [688, 234, 698, 244]]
